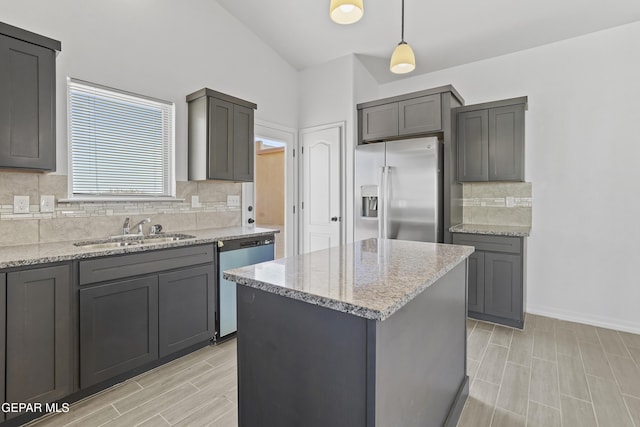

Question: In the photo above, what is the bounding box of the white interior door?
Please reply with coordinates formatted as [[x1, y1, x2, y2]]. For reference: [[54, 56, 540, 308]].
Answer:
[[301, 125, 342, 253]]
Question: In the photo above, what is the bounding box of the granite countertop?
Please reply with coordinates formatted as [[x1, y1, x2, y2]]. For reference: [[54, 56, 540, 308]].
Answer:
[[223, 238, 474, 321], [0, 226, 278, 269], [449, 223, 531, 237]]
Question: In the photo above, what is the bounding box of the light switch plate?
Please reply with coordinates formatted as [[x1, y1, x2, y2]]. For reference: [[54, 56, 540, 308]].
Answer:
[[506, 196, 515, 208], [227, 195, 241, 207], [191, 195, 200, 208], [40, 195, 55, 213], [13, 195, 30, 214]]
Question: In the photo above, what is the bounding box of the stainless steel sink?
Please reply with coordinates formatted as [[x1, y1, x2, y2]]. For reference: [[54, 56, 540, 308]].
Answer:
[[74, 233, 196, 249]]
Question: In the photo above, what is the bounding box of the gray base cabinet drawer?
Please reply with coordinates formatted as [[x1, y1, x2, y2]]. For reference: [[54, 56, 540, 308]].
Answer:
[[79, 244, 214, 285], [80, 276, 159, 388], [452, 233, 521, 254], [453, 233, 525, 328]]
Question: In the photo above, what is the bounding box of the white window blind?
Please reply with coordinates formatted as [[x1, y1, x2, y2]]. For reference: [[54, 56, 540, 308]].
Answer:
[[68, 78, 175, 198]]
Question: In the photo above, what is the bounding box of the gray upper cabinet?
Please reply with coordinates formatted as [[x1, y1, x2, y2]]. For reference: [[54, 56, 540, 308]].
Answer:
[[456, 97, 526, 182], [0, 22, 61, 171], [6, 264, 73, 413], [187, 88, 257, 182], [361, 103, 399, 141], [489, 105, 525, 181], [398, 94, 441, 136], [457, 109, 489, 181], [358, 90, 452, 143]]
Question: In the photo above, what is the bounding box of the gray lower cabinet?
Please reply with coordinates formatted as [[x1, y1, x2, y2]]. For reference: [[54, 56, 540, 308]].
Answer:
[[80, 276, 159, 388], [453, 233, 525, 328], [0, 273, 5, 423], [159, 265, 215, 357], [5, 264, 73, 417], [0, 23, 61, 171], [466, 251, 485, 313], [456, 98, 526, 182], [187, 88, 257, 182], [78, 244, 215, 388]]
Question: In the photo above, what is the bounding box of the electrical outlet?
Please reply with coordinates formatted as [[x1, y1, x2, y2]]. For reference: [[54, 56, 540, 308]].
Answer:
[[13, 195, 30, 214], [40, 195, 55, 213], [227, 195, 241, 207], [191, 195, 200, 208]]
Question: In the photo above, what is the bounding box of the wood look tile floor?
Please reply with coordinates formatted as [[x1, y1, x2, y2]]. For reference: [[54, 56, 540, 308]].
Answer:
[[26, 314, 640, 427]]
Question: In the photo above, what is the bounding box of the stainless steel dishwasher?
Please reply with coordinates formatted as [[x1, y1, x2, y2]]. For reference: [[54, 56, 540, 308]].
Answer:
[[217, 235, 275, 340]]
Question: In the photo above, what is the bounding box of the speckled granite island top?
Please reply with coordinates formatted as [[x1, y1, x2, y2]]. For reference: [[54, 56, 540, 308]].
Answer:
[[224, 238, 474, 321], [0, 226, 277, 269], [450, 223, 531, 237]]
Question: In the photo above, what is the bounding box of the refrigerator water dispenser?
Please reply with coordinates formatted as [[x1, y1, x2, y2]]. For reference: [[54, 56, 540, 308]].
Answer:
[[361, 185, 379, 218]]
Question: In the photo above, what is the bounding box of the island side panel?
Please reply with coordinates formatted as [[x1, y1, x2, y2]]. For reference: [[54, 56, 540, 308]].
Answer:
[[236, 285, 369, 427], [373, 262, 468, 427]]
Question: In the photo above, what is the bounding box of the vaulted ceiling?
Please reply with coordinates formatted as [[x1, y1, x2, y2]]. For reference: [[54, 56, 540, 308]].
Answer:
[[217, 0, 640, 82]]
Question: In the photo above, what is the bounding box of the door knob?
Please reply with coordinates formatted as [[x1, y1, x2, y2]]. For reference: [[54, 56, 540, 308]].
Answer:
[[331, 217, 338, 222], [248, 218, 255, 224]]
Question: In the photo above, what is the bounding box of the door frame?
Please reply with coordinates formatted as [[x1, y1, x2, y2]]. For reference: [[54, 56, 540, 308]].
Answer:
[[299, 121, 346, 252], [249, 120, 299, 257]]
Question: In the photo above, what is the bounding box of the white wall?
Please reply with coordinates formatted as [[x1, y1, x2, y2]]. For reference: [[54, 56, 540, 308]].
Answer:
[[1, 0, 298, 180], [374, 22, 640, 333]]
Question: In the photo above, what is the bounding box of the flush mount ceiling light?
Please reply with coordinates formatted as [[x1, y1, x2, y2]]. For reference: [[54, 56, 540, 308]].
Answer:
[[390, 0, 416, 74], [330, 0, 364, 25]]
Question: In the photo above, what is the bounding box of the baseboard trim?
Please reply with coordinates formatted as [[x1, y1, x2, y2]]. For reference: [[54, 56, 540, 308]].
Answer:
[[526, 304, 640, 334], [444, 375, 469, 427]]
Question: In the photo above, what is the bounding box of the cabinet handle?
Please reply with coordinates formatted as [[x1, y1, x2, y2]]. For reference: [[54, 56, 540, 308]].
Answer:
[[331, 217, 338, 222]]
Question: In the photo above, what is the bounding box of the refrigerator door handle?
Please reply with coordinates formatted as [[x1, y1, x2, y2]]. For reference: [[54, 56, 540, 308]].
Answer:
[[379, 166, 386, 239], [381, 166, 391, 239]]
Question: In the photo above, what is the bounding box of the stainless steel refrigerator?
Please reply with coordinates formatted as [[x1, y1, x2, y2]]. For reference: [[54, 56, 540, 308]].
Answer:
[[355, 137, 443, 243]]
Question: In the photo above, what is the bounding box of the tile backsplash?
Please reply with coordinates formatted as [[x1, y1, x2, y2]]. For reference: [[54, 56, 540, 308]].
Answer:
[[0, 172, 241, 246], [461, 182, 532, 227]]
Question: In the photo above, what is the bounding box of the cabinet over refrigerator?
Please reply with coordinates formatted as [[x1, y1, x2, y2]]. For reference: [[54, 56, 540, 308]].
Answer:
[[355, 137, 443, 243]]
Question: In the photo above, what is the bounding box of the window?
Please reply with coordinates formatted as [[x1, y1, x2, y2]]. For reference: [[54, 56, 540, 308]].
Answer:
[[68, 78, 175, 199]]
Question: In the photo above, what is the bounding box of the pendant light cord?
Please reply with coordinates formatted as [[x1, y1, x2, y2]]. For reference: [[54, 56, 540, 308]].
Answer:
[[401, 0, 405, 43]]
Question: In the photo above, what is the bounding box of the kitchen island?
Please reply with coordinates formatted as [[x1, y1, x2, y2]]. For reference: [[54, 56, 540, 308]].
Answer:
[[224, 238, 474, 427]]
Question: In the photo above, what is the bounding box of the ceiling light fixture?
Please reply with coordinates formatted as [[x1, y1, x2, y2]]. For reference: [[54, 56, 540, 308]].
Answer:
[[390, 0, 415, 74], [330, 0, 364, 25]]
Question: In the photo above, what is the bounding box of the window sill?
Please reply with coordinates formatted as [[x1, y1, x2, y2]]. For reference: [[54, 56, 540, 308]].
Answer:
[[59, 197, 185, 203]]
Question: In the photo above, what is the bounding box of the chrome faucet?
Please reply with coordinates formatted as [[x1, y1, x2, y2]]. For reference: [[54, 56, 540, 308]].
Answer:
[[123, 217, 151, 235]]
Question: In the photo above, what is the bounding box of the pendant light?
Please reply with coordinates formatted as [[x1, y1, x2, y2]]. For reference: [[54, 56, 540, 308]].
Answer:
[[390, 0, 416, 74], [330, 0, 364, 25]]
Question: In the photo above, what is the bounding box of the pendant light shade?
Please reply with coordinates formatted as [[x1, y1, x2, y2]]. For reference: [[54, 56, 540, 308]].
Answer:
[[390, 42, 416, 74], [330, 0, 364, 25], [390, 0, 415, 74]]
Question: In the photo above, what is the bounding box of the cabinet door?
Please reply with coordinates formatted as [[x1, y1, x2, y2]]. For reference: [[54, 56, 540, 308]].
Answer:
[[0, 273, 4, 422], [159, 265, 215, 357], [80, 276, 158, 388], [208, 97, 234, 180], [484, 252, 523, 321], [6, 265, 72, 412], [361, 103, 399, 141], [398, 94, 441, 136], [457, 109, 489, 182], [232, 104, 254, 182], [489, 104, 525, 181], [467, 251, 485, 314], [0, 35, 55, 170]]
